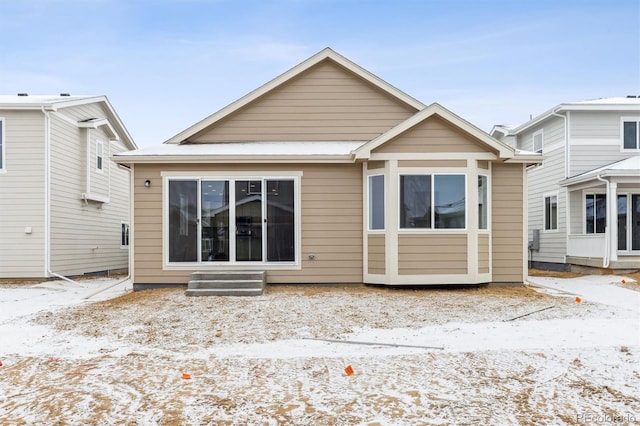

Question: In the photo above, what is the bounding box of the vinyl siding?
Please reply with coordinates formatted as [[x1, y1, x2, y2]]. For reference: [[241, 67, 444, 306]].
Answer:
[[570, 145, 638, 177], [491, 163, 525, 283], [367, 234, 385, 274], [132, 163, 363, 285], [0, 110, 46, 278], [49, 104, 130, 276], [373, 116, 491, 154], [398, 160, 467, 168], [527, 152, 567, 264], [569, 111, 639, 176], [478, 233, 489, 273], [518, 117, 567, 264], [191, 60, 416, 143], [398, 234, 467, 275]]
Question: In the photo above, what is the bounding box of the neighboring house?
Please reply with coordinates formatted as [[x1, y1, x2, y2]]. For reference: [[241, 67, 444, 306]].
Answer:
[[114, 48, 540, 290], [0, 95, 137, 279], [492, 97, 640, 272]]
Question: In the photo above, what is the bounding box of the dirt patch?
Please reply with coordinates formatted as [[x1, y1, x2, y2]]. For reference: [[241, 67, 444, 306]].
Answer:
[[2, 281, 638, 425], [33, 284, 601, 351]]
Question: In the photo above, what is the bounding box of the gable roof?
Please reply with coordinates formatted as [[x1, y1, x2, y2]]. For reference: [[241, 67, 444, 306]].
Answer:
[[0, 94, 137, 150], [354, 103, 519, 160], [164, 47, 425, 145], [502, 97, 640, 136]]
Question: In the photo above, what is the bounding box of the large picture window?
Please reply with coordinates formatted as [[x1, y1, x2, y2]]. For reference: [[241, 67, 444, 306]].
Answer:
[[585, 193, 606, 234], [400, 174, 466, 229], [167, 177, 296, 264]]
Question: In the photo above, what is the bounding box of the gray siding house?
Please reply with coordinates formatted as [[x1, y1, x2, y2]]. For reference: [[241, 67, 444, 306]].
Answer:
[[492, 97, 640, 272], [0, 95, 137, 279]]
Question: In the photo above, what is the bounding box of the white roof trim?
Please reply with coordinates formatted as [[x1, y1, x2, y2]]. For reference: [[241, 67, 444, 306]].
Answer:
[[0, 95, 136, 150], [113, 141, 366, 164], [505, 98, 640, 136], [354, 103, 516, 160], [561, 156, 640, 186], [163, 47, 425, 145], [78, 118, 120, 140]]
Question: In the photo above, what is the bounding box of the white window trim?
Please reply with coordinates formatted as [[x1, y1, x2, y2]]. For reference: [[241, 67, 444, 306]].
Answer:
[[620, 116, 640, 151], [120, 222, 129, 249], [162, 172, 302, 271], [543, 191, 559, 232], [533, 129, 544, 154], [96, 140, 104, 173], [0, 117, 5, 173], [398, 172, 468, 232]]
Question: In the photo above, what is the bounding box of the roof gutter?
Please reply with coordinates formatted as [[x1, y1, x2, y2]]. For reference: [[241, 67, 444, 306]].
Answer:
[[112, 154, 357, 165]]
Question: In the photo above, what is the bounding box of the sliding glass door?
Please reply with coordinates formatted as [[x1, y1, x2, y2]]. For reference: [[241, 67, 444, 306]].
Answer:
[[235, 180, 263, 262], [168, 177, 296, 263], [266, 180, 295, 262]]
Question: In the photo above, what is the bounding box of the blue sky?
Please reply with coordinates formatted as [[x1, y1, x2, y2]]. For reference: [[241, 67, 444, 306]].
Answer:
[[1, 0, 638, 147]]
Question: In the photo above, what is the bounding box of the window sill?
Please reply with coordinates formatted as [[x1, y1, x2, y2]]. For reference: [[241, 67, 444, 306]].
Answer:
[[81, 193, 110, 203]]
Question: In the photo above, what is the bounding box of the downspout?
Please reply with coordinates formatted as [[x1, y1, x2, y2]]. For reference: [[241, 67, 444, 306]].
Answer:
[[42, 106, 52, 278], [550, 109, 568, 178], [596, 174, 610, 268], [42, 106, 81, 285]]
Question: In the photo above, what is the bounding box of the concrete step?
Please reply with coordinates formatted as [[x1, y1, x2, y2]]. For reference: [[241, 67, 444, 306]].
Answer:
[[185, 287, 264, 297], [187, 279, 264, 290], [185, 270, 266, 297]]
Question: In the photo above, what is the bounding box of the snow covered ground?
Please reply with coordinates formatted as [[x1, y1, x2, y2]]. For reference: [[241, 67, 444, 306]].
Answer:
[[0, 275, 638, 425]]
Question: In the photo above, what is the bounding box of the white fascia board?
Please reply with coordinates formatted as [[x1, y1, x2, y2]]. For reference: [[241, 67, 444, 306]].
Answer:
[[557, 104, 640, 112], [561, 170, 640, 187], [504, 155, 544, 164], [165, 47, 425, 145], [78, 119, 120, 140], [47, 95, 107, 110], [509, 103, 640, 136], [56, 96, 136, 149], [112, 154, 356, 164]]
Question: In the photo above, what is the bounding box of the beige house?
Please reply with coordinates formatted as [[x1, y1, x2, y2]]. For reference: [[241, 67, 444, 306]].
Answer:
[[0, 95, 137, 279], [115, 48, 540, 290]]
